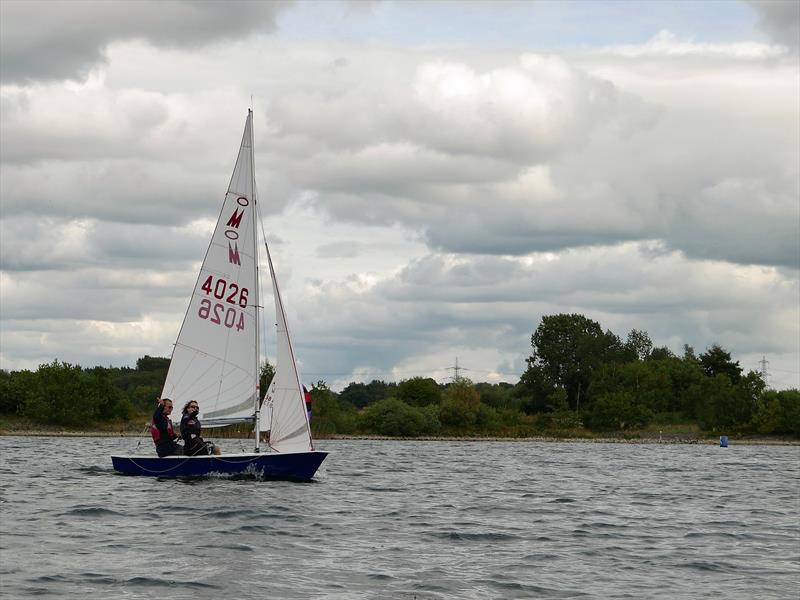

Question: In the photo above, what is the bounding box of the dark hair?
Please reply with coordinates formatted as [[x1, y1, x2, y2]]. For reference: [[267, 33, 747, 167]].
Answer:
[[161, 398, 173, 405], [182, 400, 199, 415]]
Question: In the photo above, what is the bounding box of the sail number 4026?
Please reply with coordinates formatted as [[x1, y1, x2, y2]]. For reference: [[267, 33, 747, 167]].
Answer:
[[197, 276, 248, 332], [199, 276, 248, 307]]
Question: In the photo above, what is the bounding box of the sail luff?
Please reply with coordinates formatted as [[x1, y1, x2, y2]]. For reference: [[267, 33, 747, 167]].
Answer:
[[250, 109, 262, 453]]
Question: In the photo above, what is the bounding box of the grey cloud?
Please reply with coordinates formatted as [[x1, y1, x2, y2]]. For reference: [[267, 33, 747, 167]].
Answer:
[[748, 0, 800, 50], [0, 216, 208, 272], [282, 52, 795, 269], [315, 241, 363, 259], [268, 53, 652, 164], [0, 88, 171, 164], [1, 318, 176, 369], [289, 244, 798, 387], [3, 39, 795, 270], [665, 177, 800, 268], [1, 160, 226, 226], [0, 0, 293, 83], [1, 267, 193, 321]]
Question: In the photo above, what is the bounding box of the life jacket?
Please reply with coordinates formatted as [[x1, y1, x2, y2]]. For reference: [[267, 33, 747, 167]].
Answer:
[[150, 417, 174, 445]]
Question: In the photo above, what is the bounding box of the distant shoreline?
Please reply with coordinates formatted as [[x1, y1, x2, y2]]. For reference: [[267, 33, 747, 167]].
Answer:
[[0, 430, 797, 446]]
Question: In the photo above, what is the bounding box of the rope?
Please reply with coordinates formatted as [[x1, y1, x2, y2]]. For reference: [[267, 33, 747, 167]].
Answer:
[[130, 424, 151, 455], [123, 453, 269, 475]]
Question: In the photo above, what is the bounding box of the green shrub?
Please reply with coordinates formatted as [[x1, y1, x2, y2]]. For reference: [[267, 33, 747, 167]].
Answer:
[[359, 398, 439, 436], [589, 391, 653, 431]]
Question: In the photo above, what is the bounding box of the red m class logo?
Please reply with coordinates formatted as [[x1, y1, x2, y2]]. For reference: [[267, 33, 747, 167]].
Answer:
[[226, 208, 245, 229], [225, 196, 249, 266]]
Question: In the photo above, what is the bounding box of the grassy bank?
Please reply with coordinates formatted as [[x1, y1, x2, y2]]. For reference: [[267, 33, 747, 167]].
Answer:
[[0, 415, 796, 445]]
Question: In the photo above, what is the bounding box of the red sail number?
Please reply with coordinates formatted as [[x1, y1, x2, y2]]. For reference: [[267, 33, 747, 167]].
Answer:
[[198, 299, 245, 332], [200, 276, 248, 308]]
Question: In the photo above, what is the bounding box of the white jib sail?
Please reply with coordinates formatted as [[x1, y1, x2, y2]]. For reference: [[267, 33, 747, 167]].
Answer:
[[162, 113, 258, 426], [262, 242, 314, 453]]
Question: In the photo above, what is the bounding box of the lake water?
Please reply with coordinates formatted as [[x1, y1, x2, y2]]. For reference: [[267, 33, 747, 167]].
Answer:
[[0, 436, 797, 599]]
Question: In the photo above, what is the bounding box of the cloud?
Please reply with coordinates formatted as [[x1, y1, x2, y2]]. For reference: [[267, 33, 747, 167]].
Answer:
[[0, 0, 293, 83], [608, 29, 788, 59], [266, 46, 795, 268], [748, 0, 800, 51], [1, 3, 797, 390], [288, 243, 798, 389]]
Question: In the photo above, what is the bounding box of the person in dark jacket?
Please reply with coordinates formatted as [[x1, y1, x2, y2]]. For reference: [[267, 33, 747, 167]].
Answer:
[[151, 398, 183, 457], [180, 401, 221, 456]]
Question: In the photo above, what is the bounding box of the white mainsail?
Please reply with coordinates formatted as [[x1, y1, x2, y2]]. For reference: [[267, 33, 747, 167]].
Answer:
[[162, 113, 259, 426]]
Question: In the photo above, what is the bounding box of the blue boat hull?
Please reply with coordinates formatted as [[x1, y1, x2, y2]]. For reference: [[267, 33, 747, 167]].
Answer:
[[111, 451, 328, 480]]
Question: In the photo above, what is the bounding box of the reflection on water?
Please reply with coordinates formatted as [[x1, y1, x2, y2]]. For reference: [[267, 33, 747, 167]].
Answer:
[[0, 437, 798, 599]]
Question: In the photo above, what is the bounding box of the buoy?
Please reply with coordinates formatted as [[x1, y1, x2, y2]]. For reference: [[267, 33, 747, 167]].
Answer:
[[719, 435, 729, 448]]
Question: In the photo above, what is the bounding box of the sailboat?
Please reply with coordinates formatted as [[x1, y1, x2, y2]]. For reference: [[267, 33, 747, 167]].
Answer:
[[111, 110, 328, 480]]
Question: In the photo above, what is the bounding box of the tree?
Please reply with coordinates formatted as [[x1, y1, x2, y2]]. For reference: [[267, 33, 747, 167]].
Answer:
[[0, 369, 35, 414], [89, 367, 131, 420], [625, 329, 653, 361], [588, 391, 653, 431], [515, 364, 556, 414], [396, 377, 441, 407], [136, 356, 170, 372], [778, 389, 800, 434], [23, 361, 104, 426], [308, 380, 356, 435], [439, 379, 480, 428], [748, 388, 800, 435], [649, 346, 675, 361], [751, 391, 784, 434], [699, 344, 742, 384], [590, 360, 673, 414], [546, 387, 569, 413], [661, 356, 704, 416], [339, 380, 396, 409], [526, 314, 623, 410], [475, 382, 516, 409], [693, 371, 761, 431], [259, 360, 275, 397], [359, 398, 439, 436]]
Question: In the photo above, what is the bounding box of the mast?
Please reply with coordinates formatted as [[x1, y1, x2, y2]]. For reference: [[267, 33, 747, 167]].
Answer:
[[250, 108, 261, 453]]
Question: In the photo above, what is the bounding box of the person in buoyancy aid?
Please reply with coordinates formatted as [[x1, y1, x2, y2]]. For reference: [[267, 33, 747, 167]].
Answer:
[[151, 398, 183, 457], [180, 401, 221, 456], [303, 385, 312, 423]]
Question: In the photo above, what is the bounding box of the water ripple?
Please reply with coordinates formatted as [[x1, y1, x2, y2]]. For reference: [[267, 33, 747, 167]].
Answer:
[[0, 437, 798, 599]]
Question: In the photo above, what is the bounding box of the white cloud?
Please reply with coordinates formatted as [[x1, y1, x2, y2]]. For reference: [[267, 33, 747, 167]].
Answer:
[[609, 29, 788, 59]]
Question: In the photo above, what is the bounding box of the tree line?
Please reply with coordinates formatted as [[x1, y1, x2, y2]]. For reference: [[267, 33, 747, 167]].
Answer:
[[1, 314, 798, 437]]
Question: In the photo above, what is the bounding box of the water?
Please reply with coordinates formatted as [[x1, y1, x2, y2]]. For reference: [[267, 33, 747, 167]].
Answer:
[[0, 437, 798, 599]]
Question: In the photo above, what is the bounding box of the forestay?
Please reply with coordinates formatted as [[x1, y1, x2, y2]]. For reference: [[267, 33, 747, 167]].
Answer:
[[161, 115, 259, 426]]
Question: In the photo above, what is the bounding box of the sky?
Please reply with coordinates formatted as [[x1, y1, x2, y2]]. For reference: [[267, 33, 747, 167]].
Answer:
[[0, 0, 798, 391]]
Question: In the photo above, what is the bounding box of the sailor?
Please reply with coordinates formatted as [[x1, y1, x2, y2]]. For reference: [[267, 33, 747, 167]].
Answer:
[[303, 385, 313, 423], [151, 398, 183, 457], [180, 401, 221, 456]]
